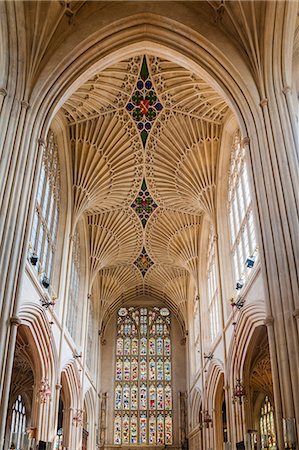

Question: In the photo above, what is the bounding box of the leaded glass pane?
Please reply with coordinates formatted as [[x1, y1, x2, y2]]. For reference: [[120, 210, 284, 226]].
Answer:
[[228, 130, 258, 286], [114, 306, 173, 445]]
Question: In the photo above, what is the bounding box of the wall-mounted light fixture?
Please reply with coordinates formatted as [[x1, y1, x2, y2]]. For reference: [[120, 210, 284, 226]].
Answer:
[[232, 379, 246, 405]]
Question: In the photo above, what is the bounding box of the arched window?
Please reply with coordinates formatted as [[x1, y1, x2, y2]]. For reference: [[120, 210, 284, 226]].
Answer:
[[228, 131, 258, 288], [207, 227, 220, 341], [193, 297, 201, 371], [29, 130, 60, 290], [260, 396, 276, 449], [9, 395, 27, 450], [66, 232, 80, 342], [114, 307, 173, 445], [86, 299, 94, 370]]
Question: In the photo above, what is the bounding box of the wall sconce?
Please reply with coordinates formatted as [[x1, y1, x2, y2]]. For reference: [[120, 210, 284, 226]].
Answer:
[[232, 379, 246, 404], [236, 279, 244, 290], [41, 275, 50, 289], [37, 378, 52, 404], [283, 418, 297, 449], [40, 298, 54, 309], [231, 296, 246, 310], [72, 409, 83, 427], [202, 410, 212, 428], [246, 255, 255, 268], [30, 253, 38, 266]]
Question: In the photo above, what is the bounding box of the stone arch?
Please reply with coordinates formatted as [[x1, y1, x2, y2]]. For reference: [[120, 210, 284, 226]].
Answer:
[[83, 388, 95, 450], [5, 303, 58, 447], [227, 301, 267, 443], [60, 361, 81, 449], [190, 388, 202, 430]]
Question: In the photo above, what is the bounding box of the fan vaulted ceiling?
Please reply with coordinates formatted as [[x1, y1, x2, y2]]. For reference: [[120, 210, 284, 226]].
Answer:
[[61, 55, 229, 331]]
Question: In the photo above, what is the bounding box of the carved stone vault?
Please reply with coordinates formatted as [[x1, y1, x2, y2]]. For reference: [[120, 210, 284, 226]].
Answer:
[[61, 55, 230, 330]]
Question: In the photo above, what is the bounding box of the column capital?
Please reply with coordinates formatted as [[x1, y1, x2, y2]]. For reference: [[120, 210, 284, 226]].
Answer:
[[10, 316, 21, 327], [21, 99, 30, 110], [264, 316, 274, 327], [293, 309, 299, 319], [241, 136, 250, 147], [0, 87, 7, 97], [38, 138, 46, 149], [282, 86, 291, 96], [259, 98, 268, 108]]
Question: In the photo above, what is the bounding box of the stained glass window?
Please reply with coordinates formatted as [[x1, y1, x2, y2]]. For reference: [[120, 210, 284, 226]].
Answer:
[[114, 307, 173, 445], [29, 130, 60, 290], [228, 131, 258, 288], [126, 56, 163, 147], [260, 397, 276, 449], [134, 247, 154, 277], [131, 179, 158, 227]]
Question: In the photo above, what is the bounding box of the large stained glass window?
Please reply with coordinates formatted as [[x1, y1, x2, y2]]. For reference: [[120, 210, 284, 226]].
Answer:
[[114, 307, 173, 445]]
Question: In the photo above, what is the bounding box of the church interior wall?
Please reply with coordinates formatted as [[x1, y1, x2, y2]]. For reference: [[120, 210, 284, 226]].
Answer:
[[0, 2, 298, 449]]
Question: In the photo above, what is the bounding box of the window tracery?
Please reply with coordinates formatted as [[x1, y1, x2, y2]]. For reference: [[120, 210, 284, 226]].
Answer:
[[260, 396, 276, 449], [66, 232, 81, 342], [207, 228, 220, 341], [228, 131, 258, 287], [9, 395, 27, 450], [86, 299, 94, 370], [193, 298, 201, 371], [114, 306, 173, 445], [29, 130, 60, 289]]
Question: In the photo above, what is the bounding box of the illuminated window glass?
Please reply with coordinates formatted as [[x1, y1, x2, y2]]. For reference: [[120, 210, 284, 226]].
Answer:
[[193, 298, 201, 371], [9, 395, 27, 449], [29, 130, 60, 289], [66, 232, 80, 342], [228, 131, 258, 287], [114, 307, 173, 445], [260, 397, 276, 449], [207, 227, 220, 341], [86, 299, 94, 370]]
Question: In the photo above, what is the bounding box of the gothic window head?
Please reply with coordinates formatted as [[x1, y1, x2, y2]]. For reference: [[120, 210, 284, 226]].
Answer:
[[228, 130, 258, 290], [29, 130, 60, 292]]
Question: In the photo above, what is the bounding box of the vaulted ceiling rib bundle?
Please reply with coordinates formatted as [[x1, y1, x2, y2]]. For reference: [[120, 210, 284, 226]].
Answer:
[[146, 209, 201, 285], [70, 115, 143, 224], [97, 264, 143, 328], [62, 54, 229, 331], [88, 209, 143, 286], [146, 114, 220, 216], [145, 265, 190, 321]]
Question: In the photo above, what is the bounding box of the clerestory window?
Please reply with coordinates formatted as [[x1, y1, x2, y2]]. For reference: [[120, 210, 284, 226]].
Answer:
[[29, 130, 60, 289], [66, 232, 81, 343], [228, 131, 258, 288], [114, 306, 173, 446], [207, 227, 220, 342]]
